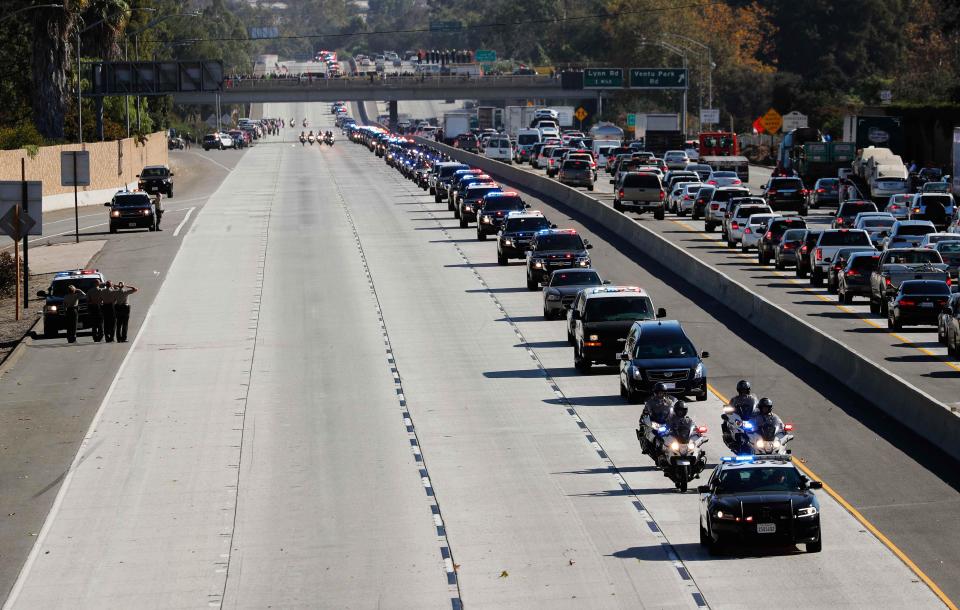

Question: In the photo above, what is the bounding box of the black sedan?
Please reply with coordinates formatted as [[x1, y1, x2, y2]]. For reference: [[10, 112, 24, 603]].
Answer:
[[699, 456, 822, 555], [887, 280, 952, 330]]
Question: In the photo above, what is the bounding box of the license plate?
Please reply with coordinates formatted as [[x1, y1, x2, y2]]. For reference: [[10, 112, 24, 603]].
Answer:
[[128, 222, 137, 227], [757, 523, 776, 534], [661, 382, 676, 389], [921, 302, 934, 308]]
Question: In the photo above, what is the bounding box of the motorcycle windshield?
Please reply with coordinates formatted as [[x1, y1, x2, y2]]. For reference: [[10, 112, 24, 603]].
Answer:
[[760, 422, 778, 441]]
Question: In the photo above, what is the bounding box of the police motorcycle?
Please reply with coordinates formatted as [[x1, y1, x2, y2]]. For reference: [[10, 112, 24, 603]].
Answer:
[[299, 131, 306, 146], [323, 131, 335, 146], [639, 403, 708, 492], [307, 131, 315, 145], [302, 118, 308, 128], [741, 417, 794, 456]]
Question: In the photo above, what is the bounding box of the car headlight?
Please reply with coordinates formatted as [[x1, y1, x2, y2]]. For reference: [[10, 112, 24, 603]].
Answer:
[[110, 210, 120, 217], [142, 209, 152, 216], [503, 239, 513, 246], [482, 216, 492, 223], [669, 441, 680, 451], [45, 304, 58, 313], [533, 260, 543, 269], [715, 510, 737, 520], [796, 506, 818, 518], [693, 363, 704, 379], [464, 205, 473, 212], [546, 294, 560, 301], [631, 367, 641, 379], [588, 334, 599, 341]]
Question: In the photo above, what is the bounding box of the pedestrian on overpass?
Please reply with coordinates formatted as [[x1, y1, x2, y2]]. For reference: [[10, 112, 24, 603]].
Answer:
[[113, 282, 138, 343], [88, 279, 107, 342], [101, 281, 118, 342], [62, 285, 85, 344]]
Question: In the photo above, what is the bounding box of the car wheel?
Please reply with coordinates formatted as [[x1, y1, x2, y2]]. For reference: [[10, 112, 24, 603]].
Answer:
[[807, 536, 822, 553], [654, 208, 665, 220], [796, 265, 805, 278], [109, 226, 117, 234], [699, 524, 710, 547], [567, 329, 574, 345], [840, 290, 852, 305], [706, 529, 721, 556], [167, 187, 173, 198], [497, 252, 507, 266], [938, 322, 947, 344], [740, 243, 749, 254], [459, 216, 467, 228], [704, 221, 714, 232], [810, 268, 823, 287], [827, 279, 837, 294], [695, 390, 708, 402], [587, 185, 594, 192], [880, 299, 889, 316], [477, 231, 486, 241], [626, 384, 642, 404], [613, 199, 622, 212], [543, 308, 552, 321], [43, 324, 58, 339], [775, 257, 785, 270], [869, 297, 880, 314], [447, 198, 454, 211], [526, 275, 538, 291], [758, 251, 769, 265], [429, 186, 435, 195], [799, 206, 808, 216], [434, 194, 442, 203], [574, 346, 592, 373]]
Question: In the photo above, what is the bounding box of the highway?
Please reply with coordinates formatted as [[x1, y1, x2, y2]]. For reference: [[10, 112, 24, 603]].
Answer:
[[494, 145, 959, 409], [1, 102, 954, 608]]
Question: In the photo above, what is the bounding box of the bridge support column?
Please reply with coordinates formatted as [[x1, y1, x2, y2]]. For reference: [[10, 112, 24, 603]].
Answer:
[[389, 100, 398, 130]]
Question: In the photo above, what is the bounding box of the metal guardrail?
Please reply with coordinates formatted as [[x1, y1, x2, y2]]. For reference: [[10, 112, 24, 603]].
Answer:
[[223, 74, 561, 91]]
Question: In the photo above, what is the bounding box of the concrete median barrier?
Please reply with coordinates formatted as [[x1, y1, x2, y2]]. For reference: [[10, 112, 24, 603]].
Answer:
[[415, 136, 960, 460]]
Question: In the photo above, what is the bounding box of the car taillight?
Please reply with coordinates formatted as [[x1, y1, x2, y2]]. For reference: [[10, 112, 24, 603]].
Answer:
[[684, 194, 692, 200], [733, 180, 742, 185], [708, 180, 717, 185], [816, 188, 825, 193], [836, 218, 844, 225], [711, 203, 719, 210], [899, 298, 917, 307], [731, 221, 739, 230], [784, 243, 795, 249], [745, 228, 752, 234], [767, 189, 777, 195], [764, 231, 772, 240], [801, 189, 809, 196], [800, 245, 808, 254], [815, 248, 823, 260], [659, 191, 666, 200], [845, 269, 858, 276], [618, 190, 624, 198], [913, 207, 921, 213], [948, 277, 953, 287], [885, 277, 892, 286]]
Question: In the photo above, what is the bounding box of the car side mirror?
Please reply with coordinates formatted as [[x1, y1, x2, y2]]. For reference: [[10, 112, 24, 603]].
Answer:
[[619, 351, 630, 361], [656, 307, 667, 318], [808, 481, 823, 490], [104, 202, 111, 207], [602, 280, 612, 285], [169, 172, 175, 176], [135, 174, 140, 177], [697, 485, 710, 494], [570, 310, 581, 320], [551, 224, 558, 229], [525, 203, 531, 208], [36, 290, 46, 298], [701, 351, 710, 358], [610, 179, 615, 184]]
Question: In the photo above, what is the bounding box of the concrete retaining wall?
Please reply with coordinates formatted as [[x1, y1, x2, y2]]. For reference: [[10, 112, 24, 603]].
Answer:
[[0, 132, 168, 212], [415, 136, 960, 460]]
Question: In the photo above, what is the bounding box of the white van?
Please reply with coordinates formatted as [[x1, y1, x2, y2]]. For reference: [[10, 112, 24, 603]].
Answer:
[[593, 141, 620, 168], [484, 136, 514, 164]]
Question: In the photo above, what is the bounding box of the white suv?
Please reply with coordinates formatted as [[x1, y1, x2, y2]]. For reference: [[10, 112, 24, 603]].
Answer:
[[484, 136, 513, 164]]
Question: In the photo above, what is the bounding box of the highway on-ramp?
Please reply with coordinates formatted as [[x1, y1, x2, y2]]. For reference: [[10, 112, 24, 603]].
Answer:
[[2, 104, 954, 608]]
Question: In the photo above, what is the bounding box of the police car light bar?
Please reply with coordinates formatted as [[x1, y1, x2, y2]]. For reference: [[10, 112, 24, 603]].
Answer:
[[588, 286, 640, 294], [721, 455, 755, 463]]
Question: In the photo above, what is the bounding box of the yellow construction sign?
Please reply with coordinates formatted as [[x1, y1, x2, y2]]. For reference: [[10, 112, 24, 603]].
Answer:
[[761, 108, 783, 134]]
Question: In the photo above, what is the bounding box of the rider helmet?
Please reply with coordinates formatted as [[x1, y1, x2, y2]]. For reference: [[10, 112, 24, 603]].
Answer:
[[758, 397, 774, 414], [653, 382, 667, 395], [736, 380, 751, 395], [672, 401, 688, 417]]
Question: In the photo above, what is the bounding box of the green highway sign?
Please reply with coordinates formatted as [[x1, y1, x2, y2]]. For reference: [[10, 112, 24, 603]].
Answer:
[[475, 49, 497, 62], [584, 68, 623, 89], [626, 113, 636, 127], [429, 20, 462, 32], [629, 68, 688, 89]]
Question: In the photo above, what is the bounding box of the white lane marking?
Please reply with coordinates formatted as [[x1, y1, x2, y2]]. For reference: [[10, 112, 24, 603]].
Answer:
[[173, 207, 196, 237], [182, 151, 235, 173], [2, 311, 154, 610]]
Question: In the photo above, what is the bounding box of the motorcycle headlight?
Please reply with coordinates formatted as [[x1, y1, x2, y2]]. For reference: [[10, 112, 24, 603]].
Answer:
[[773, 439, 782, 449], [693, 363, 704, 379], [796, 506, 818, 518], [670, 441, 680, 451], [756, 439, 765, 450], [688, 441, 696, 451]]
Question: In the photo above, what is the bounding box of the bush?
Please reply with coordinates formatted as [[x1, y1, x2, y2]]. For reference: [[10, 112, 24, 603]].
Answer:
[[0, 251, 21, 298], [0, 122, 46, 151]]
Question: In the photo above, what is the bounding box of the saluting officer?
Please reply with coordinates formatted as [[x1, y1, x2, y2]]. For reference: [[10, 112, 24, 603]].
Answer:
[[113, 282, 138, 343], [100, 281, 118, 342], [87, 279, 107, 342], [62, 285, 85, 344]]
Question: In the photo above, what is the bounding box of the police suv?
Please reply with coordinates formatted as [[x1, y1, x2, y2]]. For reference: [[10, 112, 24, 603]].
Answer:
[[525, 229, 592, 290], [36, 269, 105, 338]]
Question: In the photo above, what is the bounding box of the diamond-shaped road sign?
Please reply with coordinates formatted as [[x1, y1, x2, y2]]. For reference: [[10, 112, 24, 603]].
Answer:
[[0, 181, 42, 238], [0, 204, 36, 240], [574, 107, 588, 122]]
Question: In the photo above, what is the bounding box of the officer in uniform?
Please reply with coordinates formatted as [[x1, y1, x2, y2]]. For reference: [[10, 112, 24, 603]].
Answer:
[[723, 379, 758, 448], [153, 194, 164, 230], [87, 279, 106, 342], [643, 382, 677, 424], [113, 282, 138, 343], [100, 281, 117, 342], [750, 398, 784, 435], [62, 285, 85, 344]]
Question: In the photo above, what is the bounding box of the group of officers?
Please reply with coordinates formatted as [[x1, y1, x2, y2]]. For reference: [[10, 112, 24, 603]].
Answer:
[[61, 280, 138, 344], [642, 380, 784, 459]]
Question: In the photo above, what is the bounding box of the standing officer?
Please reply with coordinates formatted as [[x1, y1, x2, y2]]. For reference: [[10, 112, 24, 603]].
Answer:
[[113, 282, 138, 342], [62, 285, 85, 344], [101, 281, 117, 342], [153, 193, 164, 230], [87, 279, 107, 342]]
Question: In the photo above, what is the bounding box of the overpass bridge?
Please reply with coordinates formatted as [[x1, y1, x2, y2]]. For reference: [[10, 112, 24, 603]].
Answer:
[[172, 74, 600, 104]]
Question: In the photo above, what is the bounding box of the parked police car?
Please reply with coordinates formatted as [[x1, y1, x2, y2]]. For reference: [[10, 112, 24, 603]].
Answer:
[[36, 269, 105, 338]]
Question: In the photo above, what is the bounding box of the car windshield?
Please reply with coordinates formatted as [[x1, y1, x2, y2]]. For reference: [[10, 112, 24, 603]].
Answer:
[[633, 334, 696, 358], [919, 195, 953, 207], [467, 187, 500, 199], [713, 190, 750, 202], [863, 218, 895, 228], [140, 168, 167, 178], [504, 217, 550, 232], [735, 206, 768, 218], [624, 174, 661, 188], [938, 242, 960, 253], [483, 198, 524, 212], [584, 296, 653, 321], [564, 160, 590, 170], [772, 179, 803, 189], [817, 179, 839, 189], [716, 467, 805, 493], [112, 194, 151, 207], [50, 278, 101, 297], [550, 271, 602, 287], [898, 224, 935, 236], [886, 250, 941, 264], [782, 229, 806, 241], [902, 281, 950, 295], [712, 172, 737, 178], [537, 234, 584, 250], [517, 134, 539, 145], [440, 165, 470, 178], [819, 231, 871, 246]]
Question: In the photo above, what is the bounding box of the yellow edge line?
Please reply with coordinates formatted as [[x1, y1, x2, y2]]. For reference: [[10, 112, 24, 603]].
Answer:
[[668, 218, 960, 374], [707, 383, 957, 610]]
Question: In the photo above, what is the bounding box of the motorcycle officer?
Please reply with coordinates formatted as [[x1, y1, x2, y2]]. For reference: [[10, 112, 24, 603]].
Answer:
[[638, 382, 677, 455], [658, 400, 693, 467], [723, 379, 758, 448], [750, 398, 784, 433]]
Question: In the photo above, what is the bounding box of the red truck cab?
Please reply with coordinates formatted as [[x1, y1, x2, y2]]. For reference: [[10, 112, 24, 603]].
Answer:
[[699, 132, 740, 157]]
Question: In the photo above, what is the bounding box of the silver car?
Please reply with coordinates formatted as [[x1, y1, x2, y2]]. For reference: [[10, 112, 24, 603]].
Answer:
[[884, 193, 913, 220], [740, 213, 778, 253], [706, 170, 743, 188]]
